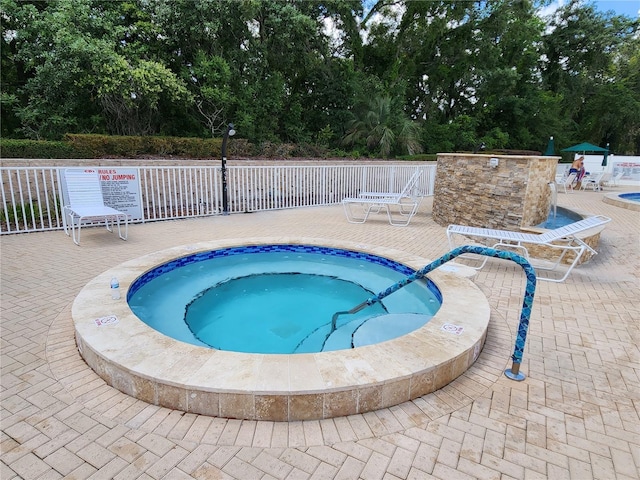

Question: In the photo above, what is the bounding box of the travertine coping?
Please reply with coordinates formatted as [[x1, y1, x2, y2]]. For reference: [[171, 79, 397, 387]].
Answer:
[[603, 192, 640, 211], [72, 238, 490, 421]]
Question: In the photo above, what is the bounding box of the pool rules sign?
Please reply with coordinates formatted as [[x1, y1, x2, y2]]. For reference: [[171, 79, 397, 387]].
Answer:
[[95, 168, 143, 221], [59, 167, 143, 226]]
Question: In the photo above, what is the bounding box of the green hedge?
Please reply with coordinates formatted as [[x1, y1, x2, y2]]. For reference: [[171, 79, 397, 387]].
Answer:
[[64, 134, 224, 158], [1, 134, 370, 160], [0, 134, 231, 159], [395, 154, 438, 161], [0, 139, 81, 159]]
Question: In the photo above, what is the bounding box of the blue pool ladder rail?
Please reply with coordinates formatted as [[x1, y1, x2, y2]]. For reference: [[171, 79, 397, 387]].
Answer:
[[328, 245, 537, 381]]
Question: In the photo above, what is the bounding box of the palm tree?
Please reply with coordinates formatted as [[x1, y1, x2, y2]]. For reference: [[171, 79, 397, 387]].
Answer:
[[342, 96, 423, 157]]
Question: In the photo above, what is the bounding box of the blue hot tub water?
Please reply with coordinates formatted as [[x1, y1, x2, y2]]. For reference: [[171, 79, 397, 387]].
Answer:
[[128, 245, 442, 354]]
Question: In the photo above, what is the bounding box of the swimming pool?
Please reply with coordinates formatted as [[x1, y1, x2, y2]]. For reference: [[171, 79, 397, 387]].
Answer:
[[127, 245, 441, 354]]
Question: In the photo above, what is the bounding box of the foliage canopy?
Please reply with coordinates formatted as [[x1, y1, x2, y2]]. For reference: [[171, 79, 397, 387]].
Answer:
[[2, 0, 639, 155]]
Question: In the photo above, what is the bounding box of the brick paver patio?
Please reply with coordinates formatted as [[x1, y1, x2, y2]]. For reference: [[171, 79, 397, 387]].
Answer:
[[1, 188, 639, 479]]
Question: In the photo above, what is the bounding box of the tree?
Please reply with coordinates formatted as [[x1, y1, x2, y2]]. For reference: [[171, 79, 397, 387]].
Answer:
[[98, 57, 192, 136], [2, 0, 639, 154], [4, 0, 113, 138], [342, 96, 422, 157], [541, 0, 640, 153], [471, 0, 547, 148], [4, 0, 193, 139], [184, 52, 232, 138]]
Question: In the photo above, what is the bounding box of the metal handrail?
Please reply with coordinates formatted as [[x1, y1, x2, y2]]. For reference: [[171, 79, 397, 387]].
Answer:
[[328, 245, 537, 380]]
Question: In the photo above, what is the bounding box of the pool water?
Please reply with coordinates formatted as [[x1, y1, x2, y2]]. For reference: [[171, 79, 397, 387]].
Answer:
[[128, 245, 441, 354], [185, 273, 388, 353], [537, 207, 582, 229], [620, 192, 640, 202]]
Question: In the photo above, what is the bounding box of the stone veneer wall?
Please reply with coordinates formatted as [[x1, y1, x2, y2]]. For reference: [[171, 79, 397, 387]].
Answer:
[[432, 154, 560, 229], [522, 229, 602, 264]]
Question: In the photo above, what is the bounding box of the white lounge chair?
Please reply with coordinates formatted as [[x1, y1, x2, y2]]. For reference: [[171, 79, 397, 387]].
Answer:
[[581, 171, 607, 191], [598, 172, 611, 189], [446, 215, 611, 282], [342, 170, 423, 226], [557, 172, 577, 194], [63, 168, 129, 245], [604, 171, 623, 187]]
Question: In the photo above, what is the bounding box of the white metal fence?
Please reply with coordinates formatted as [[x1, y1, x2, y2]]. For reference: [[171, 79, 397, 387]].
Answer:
[[1, 164, 436, 234]]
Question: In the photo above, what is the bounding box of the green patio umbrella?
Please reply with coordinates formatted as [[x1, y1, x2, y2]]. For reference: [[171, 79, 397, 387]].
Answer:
[[560, 142, 609, 154], [544, 136, 555, 156]]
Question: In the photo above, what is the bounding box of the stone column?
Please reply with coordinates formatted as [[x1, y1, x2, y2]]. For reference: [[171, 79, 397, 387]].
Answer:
[[432, 153, 560, 229]]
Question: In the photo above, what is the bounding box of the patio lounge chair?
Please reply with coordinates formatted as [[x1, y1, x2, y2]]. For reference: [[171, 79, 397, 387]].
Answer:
[[342, 170, 423, 226], [556, 172, 577, 194], [62, 168, 129, 245], [581, 171, 607, 191], [446, 215, 611, 282], [604, 171, 624, 187]]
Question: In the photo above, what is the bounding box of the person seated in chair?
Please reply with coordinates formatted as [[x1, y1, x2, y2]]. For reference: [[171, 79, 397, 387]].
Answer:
[[570, 156, 586, 189], [569, 156, 584, 174]]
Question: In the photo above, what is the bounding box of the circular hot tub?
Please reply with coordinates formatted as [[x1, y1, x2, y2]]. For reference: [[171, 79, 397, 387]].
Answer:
[[72, 237, 490, 421], [127, 244, 442, 354]]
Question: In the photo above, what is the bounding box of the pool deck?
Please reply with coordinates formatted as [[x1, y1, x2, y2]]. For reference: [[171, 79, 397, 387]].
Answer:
[[1, 187, 639, 479]]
